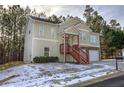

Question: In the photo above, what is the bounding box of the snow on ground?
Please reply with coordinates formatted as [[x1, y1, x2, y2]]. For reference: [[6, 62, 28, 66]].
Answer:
[[0, 63, 116, 87]]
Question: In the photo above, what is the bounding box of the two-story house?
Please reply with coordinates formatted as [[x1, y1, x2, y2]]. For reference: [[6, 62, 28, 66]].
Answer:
[[24, 16, 100, 64]]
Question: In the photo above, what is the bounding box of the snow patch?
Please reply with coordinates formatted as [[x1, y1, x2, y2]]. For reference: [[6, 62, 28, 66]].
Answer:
[[0, 63, 115, 87]]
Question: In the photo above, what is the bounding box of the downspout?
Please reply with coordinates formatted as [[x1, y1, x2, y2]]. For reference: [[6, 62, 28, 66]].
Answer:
[[64, 33, 66, 63]]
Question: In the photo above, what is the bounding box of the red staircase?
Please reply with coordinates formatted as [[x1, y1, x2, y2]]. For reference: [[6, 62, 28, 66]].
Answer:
[[60, 44, 89, 64]]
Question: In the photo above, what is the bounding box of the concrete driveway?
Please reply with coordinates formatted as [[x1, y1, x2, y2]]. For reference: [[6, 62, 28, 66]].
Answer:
[[68, 59, 124, 87]]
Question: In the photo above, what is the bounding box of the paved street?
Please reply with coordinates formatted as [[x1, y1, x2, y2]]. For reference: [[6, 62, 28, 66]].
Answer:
[[86, 74, 124, 87], [86, 59, 124, 87]]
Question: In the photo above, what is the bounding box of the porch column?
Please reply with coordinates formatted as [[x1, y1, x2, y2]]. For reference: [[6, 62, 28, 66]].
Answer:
[[64, 33, 66, 63], [86, 49, 89, 63], [77, 35, 80, 48], [77, 35, 80, 63]]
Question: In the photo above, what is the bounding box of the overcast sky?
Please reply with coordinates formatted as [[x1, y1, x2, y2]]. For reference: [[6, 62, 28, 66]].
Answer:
[[28, 5, 124, 27]]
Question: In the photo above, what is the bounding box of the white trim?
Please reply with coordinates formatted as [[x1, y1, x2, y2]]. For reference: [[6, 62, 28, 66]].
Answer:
[[80, 43, 100, 48], [74, 21, 92, 32], [64, 26, 79, 35], [78, 28, 91, 32], [49, 48, 51, 56], [44, 47, 50, 57], [80, 32, 86, 40], [31, 23, 34, 62], [90, 35, 97, 44], [51, 27, 56, 39], [33, 37, 59, 42], [39, 23, 45, 36]]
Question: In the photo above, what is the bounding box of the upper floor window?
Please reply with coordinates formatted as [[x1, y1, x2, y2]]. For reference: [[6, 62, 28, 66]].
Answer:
[[51, 28, 56, 39], [39, 24, 44, 36], [29, 30, 31, 34], [90, 35, 97, 44], [80, 32, 86, 40]]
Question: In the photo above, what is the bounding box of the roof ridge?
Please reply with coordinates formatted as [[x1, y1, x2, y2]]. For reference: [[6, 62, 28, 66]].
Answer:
[[30, 15, 61, 24]]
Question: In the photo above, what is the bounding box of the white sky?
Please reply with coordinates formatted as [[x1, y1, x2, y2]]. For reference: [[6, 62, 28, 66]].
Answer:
[[3, 5, 124, 27], [25, 5, 124, 27]]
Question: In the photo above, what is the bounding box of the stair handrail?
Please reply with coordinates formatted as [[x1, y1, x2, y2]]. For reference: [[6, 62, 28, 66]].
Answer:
[[72, 45, 89, 61], [72, 45, 88, 56], [69, 45, 88, 63], [60, 43, 89, 64]]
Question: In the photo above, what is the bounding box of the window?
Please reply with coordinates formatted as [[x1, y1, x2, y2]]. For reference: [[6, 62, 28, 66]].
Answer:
[[29, 30, 31, 34], [51, 28, 55, 39], [90, 35, 97, 44], [39, 24, 44, 36], [80, 32, 86, 40], [44, 47, 49, 56]]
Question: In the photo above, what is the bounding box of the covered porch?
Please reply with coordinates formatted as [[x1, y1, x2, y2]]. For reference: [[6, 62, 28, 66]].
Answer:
[[58, 26, 89, 64]]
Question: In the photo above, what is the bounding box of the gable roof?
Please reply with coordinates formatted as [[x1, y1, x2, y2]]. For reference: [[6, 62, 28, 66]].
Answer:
[[59, 17, 81, 29], [30, 16, 60, 24], [64, 25, 79, 35], [74, 22, 92, 32]]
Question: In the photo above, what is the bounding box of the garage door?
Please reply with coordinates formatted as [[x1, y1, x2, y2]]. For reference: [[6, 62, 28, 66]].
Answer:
[[89, 50, 99, 62], [122, 51, 124, 56]]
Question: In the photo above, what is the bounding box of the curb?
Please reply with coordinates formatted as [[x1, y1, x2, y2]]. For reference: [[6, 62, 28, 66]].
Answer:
[[66, 71, 124, 87]]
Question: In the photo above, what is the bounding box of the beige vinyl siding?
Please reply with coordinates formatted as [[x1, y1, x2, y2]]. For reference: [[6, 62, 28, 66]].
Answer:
[[32, 39, 60, 59], [24, 17, 100, 63], [79, 30, 100, 47], [33, 21, 59, 40], [30, 20, 61, 61]]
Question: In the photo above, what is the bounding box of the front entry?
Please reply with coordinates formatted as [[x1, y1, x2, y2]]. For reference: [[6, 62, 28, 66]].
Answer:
[[60, 33, 89, 64]]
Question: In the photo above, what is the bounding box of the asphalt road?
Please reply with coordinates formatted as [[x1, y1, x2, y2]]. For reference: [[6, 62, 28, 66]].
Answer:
[[86, 75, 124, 87]]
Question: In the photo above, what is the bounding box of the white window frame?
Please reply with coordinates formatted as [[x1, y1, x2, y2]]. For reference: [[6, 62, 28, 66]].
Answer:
[[44, 47, 50, 57], [80, 32, 86, 40], [51, 28, 56, 39], [90, 35, 97, 44], [39, 24, 44, 36]]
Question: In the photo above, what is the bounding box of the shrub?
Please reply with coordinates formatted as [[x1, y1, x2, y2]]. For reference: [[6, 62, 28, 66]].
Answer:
[[33, 57, 40, 63], [33, 56, 59, 63]]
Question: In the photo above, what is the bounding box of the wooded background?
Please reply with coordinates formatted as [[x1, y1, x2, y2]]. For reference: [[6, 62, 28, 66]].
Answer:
[[0, 5, 124, 64]]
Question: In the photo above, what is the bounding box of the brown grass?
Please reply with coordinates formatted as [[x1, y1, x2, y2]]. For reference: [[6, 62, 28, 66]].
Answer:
[[0, 61, 24, 71]]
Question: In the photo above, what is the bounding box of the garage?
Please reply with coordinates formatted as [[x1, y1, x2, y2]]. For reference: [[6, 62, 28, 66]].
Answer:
[[122, 49, 124, 56], [89, 50, 99, 62]]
